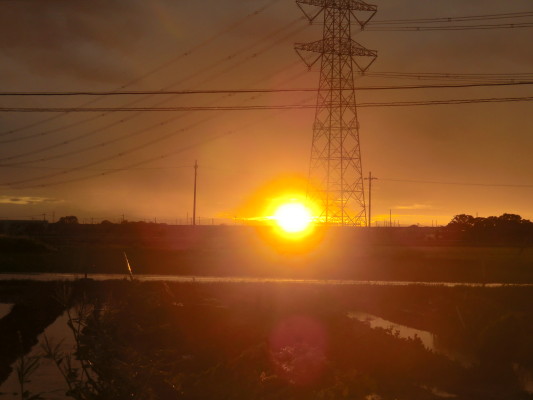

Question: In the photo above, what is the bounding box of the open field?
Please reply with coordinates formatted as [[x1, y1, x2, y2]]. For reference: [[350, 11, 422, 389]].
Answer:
[[1, 227, 533, 283]]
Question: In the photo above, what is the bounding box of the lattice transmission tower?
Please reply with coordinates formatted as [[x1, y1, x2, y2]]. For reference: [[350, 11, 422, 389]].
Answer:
[[295, 0, 377, 226]]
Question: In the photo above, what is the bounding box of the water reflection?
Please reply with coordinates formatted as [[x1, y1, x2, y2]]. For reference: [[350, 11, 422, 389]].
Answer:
[[0, 303, 13, 319], [348, 311, 435, 349], [348, 311, 474, 366], [1, 273, 532, 287], [0, 312, 75, 400]]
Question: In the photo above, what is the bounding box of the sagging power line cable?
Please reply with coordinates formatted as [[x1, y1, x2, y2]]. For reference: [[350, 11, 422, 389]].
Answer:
[[0, 59, 303, 164], [0, 93, 530, 186], [0, 57, 303, 163], [3, 90, 530, 188], [370, 11, 533, 25], [1, 95, 315, 189], [0, 62, 305, 166], [0, 76, 313, 186], [1, 96, 531, 113], [366, 22, 533, 31], [362, 71, 533, 84], [1, 81, 532, 96], [379, 178, 533, 188]]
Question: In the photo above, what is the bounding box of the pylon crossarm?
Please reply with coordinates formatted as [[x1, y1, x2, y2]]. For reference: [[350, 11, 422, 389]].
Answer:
[[296, 39, 376, 58], [296, 0, 324, 23], [295, 44, 323, 68], [352, 10, 376, 29], [353, 53, 377, 73], [297, 0, 376, 12]]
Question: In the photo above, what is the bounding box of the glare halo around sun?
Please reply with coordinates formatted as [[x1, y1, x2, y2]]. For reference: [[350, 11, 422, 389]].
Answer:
[[273, 202, 313, 233]]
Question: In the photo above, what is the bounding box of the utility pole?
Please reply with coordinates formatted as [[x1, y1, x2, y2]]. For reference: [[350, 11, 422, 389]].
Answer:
[[192, 160, 198, 226], [364, 171, 378, 227], [295, 0, 377, 226], [389, 209, 392, 227]]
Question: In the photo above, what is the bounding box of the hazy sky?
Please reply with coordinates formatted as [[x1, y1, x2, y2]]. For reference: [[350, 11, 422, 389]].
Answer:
[[0, 0, 531, 225]]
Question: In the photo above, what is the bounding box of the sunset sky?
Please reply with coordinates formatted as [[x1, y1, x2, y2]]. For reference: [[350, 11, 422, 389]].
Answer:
[[0, 0, 531, 226]]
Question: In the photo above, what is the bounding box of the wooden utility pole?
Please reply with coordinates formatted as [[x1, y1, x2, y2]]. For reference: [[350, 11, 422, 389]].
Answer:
[[192, 160, 198, 226], [364, 172, 378, 227]]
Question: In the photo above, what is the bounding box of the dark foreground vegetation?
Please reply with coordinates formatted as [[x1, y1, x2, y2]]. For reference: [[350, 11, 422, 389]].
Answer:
[[1, 280, 533, 399]]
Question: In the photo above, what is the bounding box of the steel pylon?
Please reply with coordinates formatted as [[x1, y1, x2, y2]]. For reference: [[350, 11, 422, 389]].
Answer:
[[295, 0, 377, 226]]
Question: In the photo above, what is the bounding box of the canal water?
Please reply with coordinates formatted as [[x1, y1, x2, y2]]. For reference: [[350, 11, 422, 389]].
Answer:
[[0, 303, 12, 319], [348, 311, 474, 366], [0, 311, 76, 400], [1, 273, 532, 287]]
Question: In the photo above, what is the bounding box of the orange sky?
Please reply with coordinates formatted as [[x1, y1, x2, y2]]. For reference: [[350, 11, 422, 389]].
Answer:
[[0, 0, 532, 226]]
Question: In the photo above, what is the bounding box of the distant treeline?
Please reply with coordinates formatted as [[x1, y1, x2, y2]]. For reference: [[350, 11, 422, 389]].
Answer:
[[443, 213, 533, 246]]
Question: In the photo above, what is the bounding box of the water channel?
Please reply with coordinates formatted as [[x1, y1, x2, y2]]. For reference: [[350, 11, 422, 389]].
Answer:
[[1, 273, 532, 287]]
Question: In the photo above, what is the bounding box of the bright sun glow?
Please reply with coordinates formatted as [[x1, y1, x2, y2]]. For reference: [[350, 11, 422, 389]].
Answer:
[[273, 202, 313, 233]]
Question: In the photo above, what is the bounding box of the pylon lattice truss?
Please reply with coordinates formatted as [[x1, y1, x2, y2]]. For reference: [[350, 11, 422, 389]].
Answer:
[[295, 0, 377, 226]]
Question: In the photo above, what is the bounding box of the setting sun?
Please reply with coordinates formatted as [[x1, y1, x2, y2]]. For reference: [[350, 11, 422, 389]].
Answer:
[[273, 202, 313, 233]]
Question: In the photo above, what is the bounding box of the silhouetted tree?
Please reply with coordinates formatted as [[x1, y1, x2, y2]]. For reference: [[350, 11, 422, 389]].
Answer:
[[446, 213, 533, 245], [447, 214, 475, 230], [57, 215, 79, 224]]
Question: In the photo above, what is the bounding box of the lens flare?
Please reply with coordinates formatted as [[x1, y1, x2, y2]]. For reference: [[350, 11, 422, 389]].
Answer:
[[274, 203, 312, 233]]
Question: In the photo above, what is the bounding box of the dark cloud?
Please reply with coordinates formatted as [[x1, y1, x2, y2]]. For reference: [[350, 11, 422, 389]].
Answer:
[[0, 195, 59, 205], [0, 0, 152, 82]]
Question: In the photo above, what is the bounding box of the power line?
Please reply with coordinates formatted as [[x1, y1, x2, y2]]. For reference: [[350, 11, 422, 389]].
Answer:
[[359, 96, 533, 108], [379, 178, 533, 188], [366, 22, 533, 31], [364, 71, 533, 84], [0, 165, 192, 171], [2, 90, 530, 189], [0, 92, 315, 187], [370, 11, 533, 25], [367, 71, 533, 78], [364, 74, 533, 85], [1, 98, 313, 189], [2, 80, 532, 96], [3, 93, 529, 173], [7, 165, 533, 188], [1, 96, 531, 112], [0, 65, 307, 169]]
